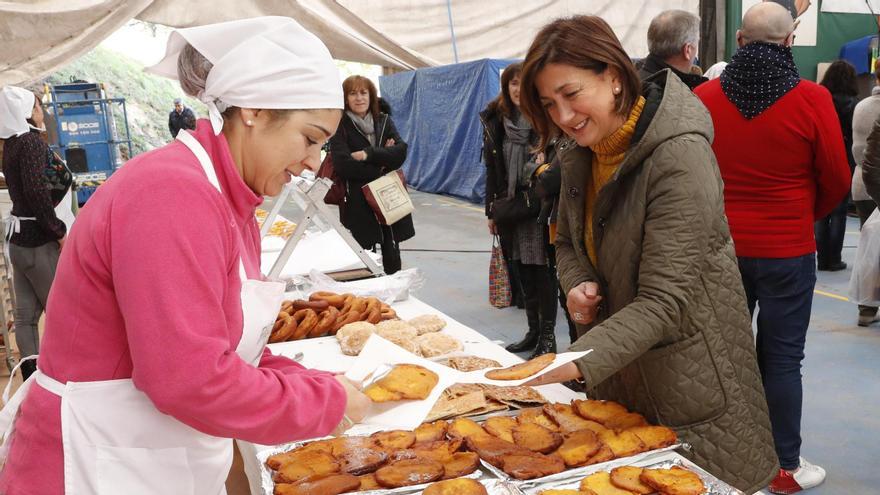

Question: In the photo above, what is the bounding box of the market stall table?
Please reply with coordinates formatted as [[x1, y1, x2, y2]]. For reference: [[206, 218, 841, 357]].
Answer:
[[237, 295, 586, 495]]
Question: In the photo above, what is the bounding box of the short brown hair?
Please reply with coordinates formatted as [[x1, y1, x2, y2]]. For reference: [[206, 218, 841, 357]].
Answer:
[[520, 16, 641, 150], [342, 75, 380, 119]]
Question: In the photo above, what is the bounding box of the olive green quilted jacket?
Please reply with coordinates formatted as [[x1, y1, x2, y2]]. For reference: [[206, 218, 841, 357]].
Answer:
[[559, 70, 778, 493]]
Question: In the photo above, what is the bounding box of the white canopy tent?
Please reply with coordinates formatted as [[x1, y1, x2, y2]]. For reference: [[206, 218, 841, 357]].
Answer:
[[1, 0, 699, 86]]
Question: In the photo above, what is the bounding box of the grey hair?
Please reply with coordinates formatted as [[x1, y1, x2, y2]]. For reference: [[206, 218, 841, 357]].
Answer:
[[647, 10, 700, 60], [177, 44, 214, 100]]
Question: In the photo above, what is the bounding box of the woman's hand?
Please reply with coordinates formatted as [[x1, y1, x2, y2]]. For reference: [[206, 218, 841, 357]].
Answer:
[[385, 138, 395, 147], [535, 151, 546, 165], [524, 362, 582, 386], [567, 282, 602, 325], [350, 150, 367, 161], [488, 219, 497, 235], [334, 375, 371, 424]]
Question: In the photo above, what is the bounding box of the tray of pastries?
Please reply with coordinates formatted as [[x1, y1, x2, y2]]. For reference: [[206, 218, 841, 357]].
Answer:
[[531, 451, 742, 495], [453, 400, 682, 486]]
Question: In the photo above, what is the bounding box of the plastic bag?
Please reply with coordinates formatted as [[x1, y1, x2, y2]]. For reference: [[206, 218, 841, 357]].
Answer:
[[298, 268, 425, 304], [849, 209, 880, 305]]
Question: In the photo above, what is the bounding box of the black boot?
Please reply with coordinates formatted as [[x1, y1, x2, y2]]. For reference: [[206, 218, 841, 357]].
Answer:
[[506, 308, 540, 352], [20, 359, 37, 382], [529, 320, 557, 359]]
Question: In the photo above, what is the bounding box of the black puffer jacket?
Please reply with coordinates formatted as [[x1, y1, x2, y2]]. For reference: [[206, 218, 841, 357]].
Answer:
[[329, 113, 414, 248]]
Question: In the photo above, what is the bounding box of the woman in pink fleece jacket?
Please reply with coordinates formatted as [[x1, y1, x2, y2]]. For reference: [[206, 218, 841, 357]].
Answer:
[[0, 17, 369, 494]]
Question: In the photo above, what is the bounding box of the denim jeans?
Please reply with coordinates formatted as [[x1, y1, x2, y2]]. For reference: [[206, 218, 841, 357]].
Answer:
[[737, 253, 816, 470], [814, 197, 848, 267]]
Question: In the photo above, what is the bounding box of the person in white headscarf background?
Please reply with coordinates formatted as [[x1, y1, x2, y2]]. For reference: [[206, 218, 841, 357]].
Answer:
[[0, 87, 71, 384], [0, 17, 370, 494]]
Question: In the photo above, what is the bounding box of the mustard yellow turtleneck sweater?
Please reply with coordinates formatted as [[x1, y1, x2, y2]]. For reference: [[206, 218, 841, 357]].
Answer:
[[584, 96, 646, 263]]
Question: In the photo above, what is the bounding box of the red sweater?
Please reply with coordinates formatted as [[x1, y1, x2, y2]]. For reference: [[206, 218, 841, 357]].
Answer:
[[695, 79, 851, 258]]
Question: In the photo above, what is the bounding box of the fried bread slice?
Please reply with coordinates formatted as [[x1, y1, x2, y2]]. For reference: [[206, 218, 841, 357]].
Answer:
[[424, 478, 488, 495], [626, 425, 677, 450], [579, 471, 639, 495], [512, 422, 564, 454], [639, 466, 706, 495], [415, 420, 449, 444], [441, 451, 481, 479], [273, 473, 360, 495], [485, 353, 556, 380], [483, 416, 518, 443], [572, 400, 629, 424], [544, 403, 608, 432], [370, 430, 416, 451], [501, 453, 566, 480], [365, 364, 439, 402], [609, 466, 653, 494], [597, 429, 647, 458], [374, 459, 445, 488], [555, 429, 603, 467]]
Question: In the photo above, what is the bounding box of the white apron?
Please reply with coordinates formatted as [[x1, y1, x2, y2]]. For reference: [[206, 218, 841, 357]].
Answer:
[[0, 130, 285, 494]]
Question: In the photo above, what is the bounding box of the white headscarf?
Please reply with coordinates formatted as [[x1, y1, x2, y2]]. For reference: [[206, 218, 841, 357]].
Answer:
[[0, 86, 39, 139], [147, 16, 343, 135]]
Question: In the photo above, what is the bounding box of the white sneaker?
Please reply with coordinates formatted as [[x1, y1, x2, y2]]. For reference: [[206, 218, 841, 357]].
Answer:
[[769, 457, 826, 494]]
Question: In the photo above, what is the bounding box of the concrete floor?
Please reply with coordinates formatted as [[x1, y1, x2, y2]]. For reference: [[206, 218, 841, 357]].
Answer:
[[1, 190, 876, 494]]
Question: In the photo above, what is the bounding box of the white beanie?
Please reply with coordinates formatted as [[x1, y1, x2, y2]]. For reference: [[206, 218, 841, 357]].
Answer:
[[0, 86, 37, 139], [148, 16, 343, 134]]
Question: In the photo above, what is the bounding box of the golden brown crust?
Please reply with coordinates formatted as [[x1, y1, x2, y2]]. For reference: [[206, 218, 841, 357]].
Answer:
[[365, 364, 439, 402], [485, 353, 556, 380], [554, 429, 603, 467], [597, 430, 647, 459], [271, 451, 340, 483], [273, 473, 361, 495], [464, 434, 532, 467], [334, 447, 387, 476], [572, 399, 629, 424], [357, 473, 381, 491], [511, 422, 564, 454], [583, 444, 615, 466], [374, 459, 445, 488], [626, 425, 678, 450], [579, 471, 638, 495], [424, 478, 488, 495], [543, 403, 607, 432], [483, 416, 518, 443], [501, 453, 566, 480], [602, 412, 648, 431], [370, 430, 416, 451], [609, 466, 653, 494], [414, 420, 449, 444], [639, 466, 706, 495], [448, 418, 490, 440], [441, 451, 481, 479], [517, 407, 560, 431]]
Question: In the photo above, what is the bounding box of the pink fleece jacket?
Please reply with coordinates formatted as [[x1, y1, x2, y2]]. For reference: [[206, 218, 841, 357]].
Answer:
[[0, 121, 346, 494]]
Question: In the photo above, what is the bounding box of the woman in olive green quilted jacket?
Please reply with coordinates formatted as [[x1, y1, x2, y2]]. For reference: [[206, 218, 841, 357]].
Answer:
[[518, 16, 778, 493]]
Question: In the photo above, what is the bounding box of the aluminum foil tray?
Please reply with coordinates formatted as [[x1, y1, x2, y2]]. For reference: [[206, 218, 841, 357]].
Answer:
[[257, 436, 484, 495]]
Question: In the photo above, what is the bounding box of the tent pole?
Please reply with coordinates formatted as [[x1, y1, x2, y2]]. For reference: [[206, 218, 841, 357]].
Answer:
[[446, 0, 460, 63]]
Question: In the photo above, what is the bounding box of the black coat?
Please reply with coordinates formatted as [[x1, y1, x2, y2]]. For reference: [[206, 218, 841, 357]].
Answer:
[[168, 107, 196, 138], [480, 102, 507, 219], [831, 92, 857, 171], [329, 113, 415, 247], [636, 54, 707, 91]]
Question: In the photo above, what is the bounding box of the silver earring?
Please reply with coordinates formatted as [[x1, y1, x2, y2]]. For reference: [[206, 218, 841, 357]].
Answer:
[[246, 120, 254, 126]]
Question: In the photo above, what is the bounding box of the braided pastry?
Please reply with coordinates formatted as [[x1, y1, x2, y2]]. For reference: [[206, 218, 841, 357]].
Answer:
[[291, 309, 318, 340], [269, 315, 297, 343], [310, 306, 339, 337]]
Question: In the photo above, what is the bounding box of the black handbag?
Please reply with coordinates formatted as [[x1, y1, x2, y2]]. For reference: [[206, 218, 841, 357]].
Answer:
[[492, 187, 540, 227]]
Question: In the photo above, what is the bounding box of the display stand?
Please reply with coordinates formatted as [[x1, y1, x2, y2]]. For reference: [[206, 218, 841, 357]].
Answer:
[[262, 178, 384, 279]]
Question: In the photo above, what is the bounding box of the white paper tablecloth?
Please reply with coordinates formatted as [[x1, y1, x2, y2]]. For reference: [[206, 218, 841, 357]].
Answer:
[[237, 295, 585, 495]]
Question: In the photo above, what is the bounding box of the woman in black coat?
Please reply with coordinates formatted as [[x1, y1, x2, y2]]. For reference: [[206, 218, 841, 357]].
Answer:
[[481, 63, 558, 357], [815, 60, 858, 271], [329, 76, 414, 274]]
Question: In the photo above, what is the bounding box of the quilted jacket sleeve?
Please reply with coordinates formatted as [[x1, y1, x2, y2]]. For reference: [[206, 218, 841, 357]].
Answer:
[[569, 136, 717, 387], [554, 157, 592, 296]]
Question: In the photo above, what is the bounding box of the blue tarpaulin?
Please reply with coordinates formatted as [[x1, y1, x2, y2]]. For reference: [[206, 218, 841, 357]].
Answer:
[[379, 59, 517, 204], [839, 35, 875, 75]]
